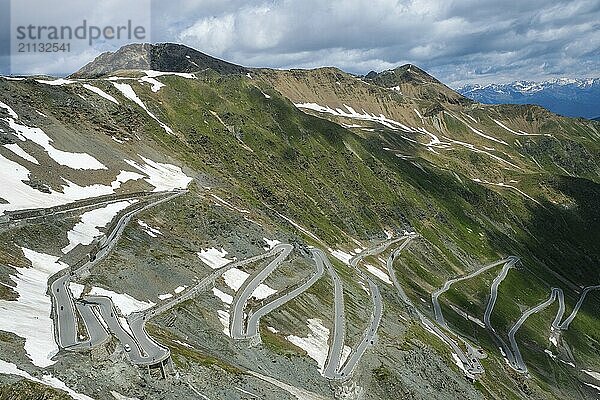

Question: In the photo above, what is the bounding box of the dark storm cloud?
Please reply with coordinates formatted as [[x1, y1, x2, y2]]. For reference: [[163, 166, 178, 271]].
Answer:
[[2, 0, 598, 85], [150, 0, 599, 86]]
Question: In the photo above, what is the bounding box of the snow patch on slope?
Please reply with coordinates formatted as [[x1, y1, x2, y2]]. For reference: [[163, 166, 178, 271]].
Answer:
[[222, 268, 276, 299], [295, 103, 416, 132], [0, 248, 68, 367], [82, 84, 119, 104], [217, 309, 231, 337], [0, 358, 93, 400], [139, 70, 196, 92], [197, 247, 232, 269], [137, 220, 162, 237], [125, 155, 192, 192], [582, 370, 600, 381], [62, 200, 137, 253], [88, 287, 154, 316], [212, 287, 233, 305], [35, 78, 76, 86], [0, 153, 143, 214], [263, 238, 281, 250], [286, 318, 330, 374], [69, 282, 85, 299], [0, 100, 106, 170], [364, 264, 392, 285], [329, 249, 352, 265], [3, 143, 39, 164], [111, 82, 173, 134]]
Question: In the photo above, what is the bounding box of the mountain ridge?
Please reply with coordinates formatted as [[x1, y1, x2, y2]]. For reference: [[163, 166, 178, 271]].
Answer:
[[70, 42, 249, 78], [0, 41, 599, 400]]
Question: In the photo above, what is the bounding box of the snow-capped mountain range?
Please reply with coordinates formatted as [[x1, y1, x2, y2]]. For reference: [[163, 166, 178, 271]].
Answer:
[[458, 78, 600, 119]]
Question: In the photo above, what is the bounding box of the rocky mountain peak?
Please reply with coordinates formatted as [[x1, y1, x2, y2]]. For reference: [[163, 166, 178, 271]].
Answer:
[[70, 42, 248, 78]]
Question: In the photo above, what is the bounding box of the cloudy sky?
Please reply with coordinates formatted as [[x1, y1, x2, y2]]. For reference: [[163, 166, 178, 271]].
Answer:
[[3, 0, 599, 86]]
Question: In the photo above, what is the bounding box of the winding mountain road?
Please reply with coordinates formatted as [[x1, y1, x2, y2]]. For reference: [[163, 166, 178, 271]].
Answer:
[[319, 249, 346, 379], [230, 244, 293, 338], [482, 256, 520, 366], [385, 234, 485, 377], [432, 258, 511, 328], [440, 254, 599, 373], [559, 285, 600, 330], [50, 190, 184, 365], [243, 247, 325, 338], [508, 288, 563, 372], [506, 284, 600, 373], [88, 296, 168, 365], [325, 236, 410, 379]]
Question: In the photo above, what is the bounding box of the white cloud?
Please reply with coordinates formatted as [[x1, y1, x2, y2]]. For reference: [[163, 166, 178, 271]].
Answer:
[[3, 0, 598, 85], [179, 14, 236, 55]]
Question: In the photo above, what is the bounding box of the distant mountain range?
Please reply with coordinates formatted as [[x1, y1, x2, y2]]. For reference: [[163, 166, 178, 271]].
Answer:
[[458, 78, 599, 119]]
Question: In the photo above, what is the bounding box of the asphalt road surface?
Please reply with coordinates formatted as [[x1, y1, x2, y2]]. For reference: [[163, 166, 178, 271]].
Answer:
[[50, 191, 184, 365], [506, 284, 600, 373], [243, 248, 325, 338], [87, 296, 169, 365], [482, 256, 519, 367], [385, 235, 485, 377], [230, 244, 293, 338], [432, 258, 509, 328], [318, 249, 346, 379], [329, 236, 409, 379], [507, 287, 563, 372]]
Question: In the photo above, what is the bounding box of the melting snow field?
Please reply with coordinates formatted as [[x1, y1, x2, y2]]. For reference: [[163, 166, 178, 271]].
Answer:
[[139, 70, 196, 93], [0, 101, 106, 170], [472, 178, 539, 204], [263, 238, 281, 250], [137, 220, 162, 237], [583, 382, 600, 394], [445, 112, 508, 145], [88, 287, 154, 316], [295, 102, 416, 132], [217, 309, 231, 337], [286, 318, 330, 373], [35, 78, 76, 86], [82, 84, 120, 104], [110, 390, 140, 400], [62, 200, 137, 253], [492, 118, 550, 137], [0, 248, 68, 367], [111, 82, 174, 134], [212, 287, 234, 305], [0, 150, 148, 214], [197, 247, 232, 269], [364, 264, 392, 285], [329, 249, 353, 265], [583, 370, 600, 381], [212, 287, 234, 336], [0, 358, 92, 400], [210, 194, 250, 214], [3, 143, 39, 164], [222, 268, 277, 299], [157, 285, 188, 301], [69, 282, 85, 299], [125, 155, 192, 192]]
